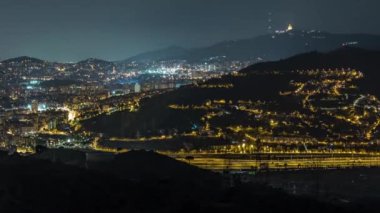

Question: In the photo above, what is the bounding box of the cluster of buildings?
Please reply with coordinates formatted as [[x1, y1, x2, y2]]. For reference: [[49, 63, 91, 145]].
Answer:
[[0, 53, 248, 153]]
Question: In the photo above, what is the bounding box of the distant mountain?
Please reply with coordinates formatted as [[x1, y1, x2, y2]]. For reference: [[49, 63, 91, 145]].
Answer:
[[0, 56, 49, 77], [77, 58, 113, 66], [123, 46, 189, 63], [1, 56, 46, 65], [123, 30, 380, 63], [0, 57, 114, 67], [3, 30, 380, 66], [242, 46, 380, 72]]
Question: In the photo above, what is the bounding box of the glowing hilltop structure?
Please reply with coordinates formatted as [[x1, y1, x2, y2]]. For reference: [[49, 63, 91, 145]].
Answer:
[[286, 24, 293, 32], [275, 23, 294, 34]]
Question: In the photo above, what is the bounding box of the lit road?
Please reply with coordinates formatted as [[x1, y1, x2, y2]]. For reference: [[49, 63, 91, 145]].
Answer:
[[168, 153, 380, 171]]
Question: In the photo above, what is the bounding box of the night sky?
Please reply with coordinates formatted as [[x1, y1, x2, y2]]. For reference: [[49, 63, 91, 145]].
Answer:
[[0, 0, 379, 62]]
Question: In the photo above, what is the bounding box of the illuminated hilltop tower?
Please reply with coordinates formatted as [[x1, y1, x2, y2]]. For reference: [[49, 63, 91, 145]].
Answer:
[[286, 24, 294, 32]]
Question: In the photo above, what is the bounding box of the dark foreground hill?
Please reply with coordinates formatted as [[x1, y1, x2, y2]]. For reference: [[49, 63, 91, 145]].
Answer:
[[35, 149, 218, 181], [0, 150, 351, 213]]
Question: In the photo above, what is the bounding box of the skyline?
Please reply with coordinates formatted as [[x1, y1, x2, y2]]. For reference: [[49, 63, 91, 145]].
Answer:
[[0, 0, 380, 62]]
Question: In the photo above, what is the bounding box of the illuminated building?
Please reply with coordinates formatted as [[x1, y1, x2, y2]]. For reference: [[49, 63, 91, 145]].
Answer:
[[68, 110, 77, 121], [31, 100, 38, 113], [134, 83, 141, 93], [48, 119, 58, 130]]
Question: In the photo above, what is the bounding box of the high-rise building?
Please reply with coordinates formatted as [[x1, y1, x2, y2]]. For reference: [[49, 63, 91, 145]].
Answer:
[[31, 100, 38, 113], [134, 83, 141, 93], [48, 119, 58, 130]]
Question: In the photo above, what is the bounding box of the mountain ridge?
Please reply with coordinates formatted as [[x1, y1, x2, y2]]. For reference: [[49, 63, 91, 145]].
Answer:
[[123, 30, 380, 63], [2, 30, 380, 65]]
